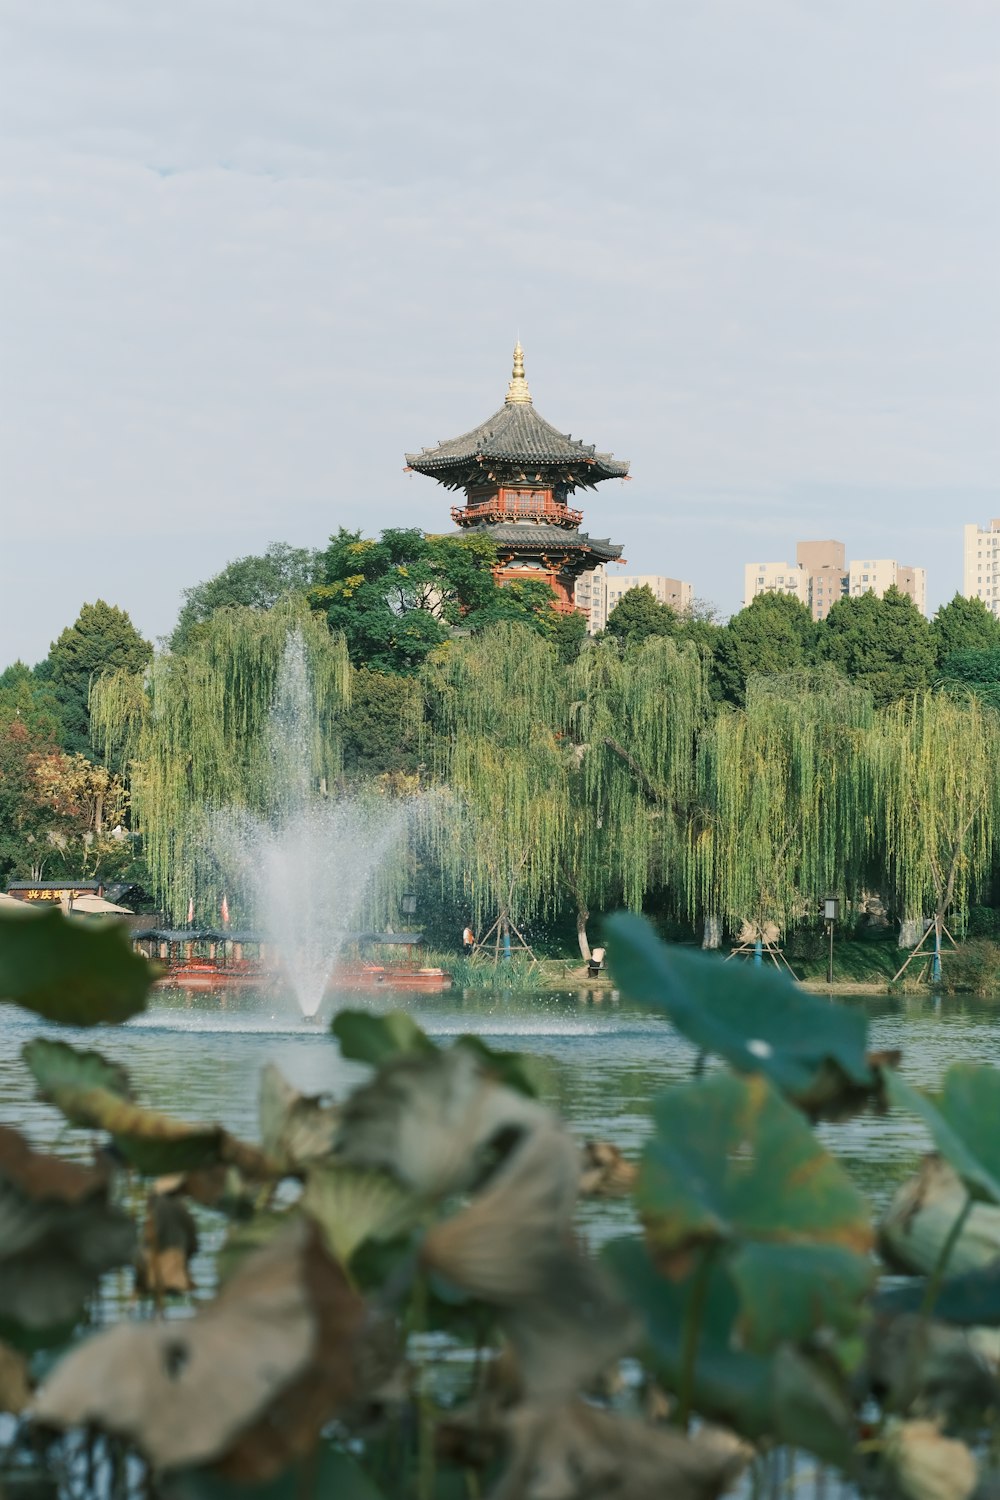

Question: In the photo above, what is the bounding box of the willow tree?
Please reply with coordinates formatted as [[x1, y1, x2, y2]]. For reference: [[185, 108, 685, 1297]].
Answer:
[[566, 637, 710, 953], [872, 691, 1000, 979], [420, 623, 568, 955], [686, 671, 873, 942], [90, 600, 350, 922]]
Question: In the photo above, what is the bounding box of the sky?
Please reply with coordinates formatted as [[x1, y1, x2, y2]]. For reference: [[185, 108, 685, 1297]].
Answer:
[[2, 0, 999, 664]]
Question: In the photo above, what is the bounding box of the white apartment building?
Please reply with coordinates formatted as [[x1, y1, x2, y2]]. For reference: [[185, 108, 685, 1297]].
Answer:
[[744, 540, 926, 619], [743, 560, 810, 611], [575, 565, 693, 635], [964, 521, 1000, 617], [848, 559, 927, 615]]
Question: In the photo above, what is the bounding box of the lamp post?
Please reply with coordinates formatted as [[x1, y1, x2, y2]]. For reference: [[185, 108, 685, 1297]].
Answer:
[[823, 897, 840, 986]]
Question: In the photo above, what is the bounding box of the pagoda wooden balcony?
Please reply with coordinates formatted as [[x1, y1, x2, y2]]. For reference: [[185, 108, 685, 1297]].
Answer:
[[452, 496, 583, 528]]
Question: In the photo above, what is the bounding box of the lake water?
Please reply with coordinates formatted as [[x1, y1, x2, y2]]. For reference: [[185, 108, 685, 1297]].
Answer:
[[3, 985, 1000, 1262]]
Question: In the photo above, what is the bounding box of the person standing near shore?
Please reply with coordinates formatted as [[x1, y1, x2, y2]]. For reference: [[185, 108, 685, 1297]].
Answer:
[[462, 924, 475, 956]]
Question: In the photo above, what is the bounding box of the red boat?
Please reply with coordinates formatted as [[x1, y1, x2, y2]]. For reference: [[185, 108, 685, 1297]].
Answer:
[[134, 928, 450, 993]]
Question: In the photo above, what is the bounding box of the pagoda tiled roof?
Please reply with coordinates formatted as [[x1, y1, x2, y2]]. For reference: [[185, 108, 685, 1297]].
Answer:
[[460, 522, 623, 564], [405, 347, 629, 492]]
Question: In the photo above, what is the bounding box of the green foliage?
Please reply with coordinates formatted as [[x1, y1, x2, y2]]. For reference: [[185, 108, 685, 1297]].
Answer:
[[638, 1073, 874, 1347], [887, 1065, 1000, 1203], [170, 543, 322, 653], [331, 1009, 436, 1066], [687, 671, 873, 934], [938, 647, 1000, 710], [310, 527, 498, 674], [713, 593, 818, 706], [820, 586, 935, 707], [872, 691, 1000, 927], [0, 905, 152, 1026], [24, 1037, 134, 1105], [605, 585, 681, 646], [931, 592, 1000, 665], [606, 913, 872, 1116], [90, 598, 350, 922], [46, 600, 152, 756], [341, 669, 421, 778]]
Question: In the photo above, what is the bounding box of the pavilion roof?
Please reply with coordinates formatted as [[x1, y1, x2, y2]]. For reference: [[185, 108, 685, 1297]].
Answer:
[[405, 345, 629, 492], [461, 522, 623, 564]]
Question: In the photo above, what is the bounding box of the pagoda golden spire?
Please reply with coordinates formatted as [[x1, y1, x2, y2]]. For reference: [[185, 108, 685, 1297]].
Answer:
[[505, 341, 532, 404]]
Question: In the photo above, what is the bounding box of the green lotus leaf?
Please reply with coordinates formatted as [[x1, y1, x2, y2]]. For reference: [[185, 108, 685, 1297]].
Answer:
[[638, 1074, 873, 1347], [605, 913, 872, 1113], [603, 1237, 855, 1466], [0, 905, 153, 1026], [331, 1009, 437, 1066], [168, 1444, 384, 1500], [886, 1067, 1000, 1203], [301, 1163, 418, 1266], [23, 1037, 133, 1122], [0, 1125, 135, 1339], [875, 1261, 1000, 1326], [730, 1241, 875, 1352]]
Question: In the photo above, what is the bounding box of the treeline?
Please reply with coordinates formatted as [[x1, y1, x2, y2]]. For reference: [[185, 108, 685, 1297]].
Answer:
[[7, 529, 1000, 954]]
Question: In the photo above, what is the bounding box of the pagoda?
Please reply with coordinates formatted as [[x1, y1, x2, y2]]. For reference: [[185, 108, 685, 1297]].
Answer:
[[405, 344, 627, 612]]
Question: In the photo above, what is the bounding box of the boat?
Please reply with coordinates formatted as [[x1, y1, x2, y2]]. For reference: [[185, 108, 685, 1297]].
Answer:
[[133, 928, 451, 992]]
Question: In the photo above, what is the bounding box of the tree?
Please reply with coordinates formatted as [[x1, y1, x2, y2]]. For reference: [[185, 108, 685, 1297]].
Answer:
[[713, 594, 818, 706], [930, 594, 1000, 667], [687, 672, 874, 939], [820, 587, 935, 707], [341, 670, 421, 779], [46, 602, 152, 756], [0, 662, 63, 740], [91, 599, 350, 921], [566, 636, 710, 952], [170, 543, 322, 652], [605, 586, 681, 648], [310, 529, 499, 674], [420, 624, 568, 953], [937, 649, 1000, 711], [873, 692, 1000, 978]]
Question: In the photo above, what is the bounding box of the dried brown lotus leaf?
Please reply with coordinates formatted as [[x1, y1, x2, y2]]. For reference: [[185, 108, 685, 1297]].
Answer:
[[579, 1139, 638, 1198], [31, 1217, 364, 1481], [0, 1126, 135, 1331], [337, 1045, 548, 1197], [884, 1420, 978, 1500], [259, 1063, 338, 1172], [423, 1116, 635, 1400], [493, 1400, 749, 1500], [135, 1193, 199, 1298]]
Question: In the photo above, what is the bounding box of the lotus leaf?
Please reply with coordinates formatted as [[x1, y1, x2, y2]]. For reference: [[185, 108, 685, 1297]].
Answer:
[[886, 1068, 1000, 1203], [27, 1067, 276, 1179], [23, 1037, 133, 1120], [493, 1399, 748, 1500], [167, 1445, 384, 1500], [331, 1009, 436, 1066], [337, 1045, 548, 1198], [0, 1125, 135, 1336], [136, 1192, 200, 1298], [638, 1074, 873, 1344], [604, 1238, 856, 1466], [31, 1217, 365, 1482], [332, 1009, 548, 1098], [0, 1338, 32, 1414], [259, 1064, 338, 1172], [0, 905, 153, 1026], [606, 913, 874, 1114], [876, 1262, 1000, 1327], [301, 1163, 417, 1266]]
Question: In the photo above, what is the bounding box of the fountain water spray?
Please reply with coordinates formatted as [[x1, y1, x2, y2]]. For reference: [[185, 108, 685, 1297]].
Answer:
[[211, 632, 415, 1018]]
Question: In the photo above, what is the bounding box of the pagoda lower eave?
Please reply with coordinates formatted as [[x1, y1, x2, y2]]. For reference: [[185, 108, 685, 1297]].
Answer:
[[460, 522, 623, 568]]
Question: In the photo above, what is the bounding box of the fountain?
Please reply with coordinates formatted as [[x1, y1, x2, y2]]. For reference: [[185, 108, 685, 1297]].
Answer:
[[211, 632, 415, 1018]]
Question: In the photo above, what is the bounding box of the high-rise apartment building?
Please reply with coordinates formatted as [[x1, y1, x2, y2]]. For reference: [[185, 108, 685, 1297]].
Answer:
[[744, 539, 926, 619], [963, 521, 1000, 617], [574, 566, 693, 635]]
